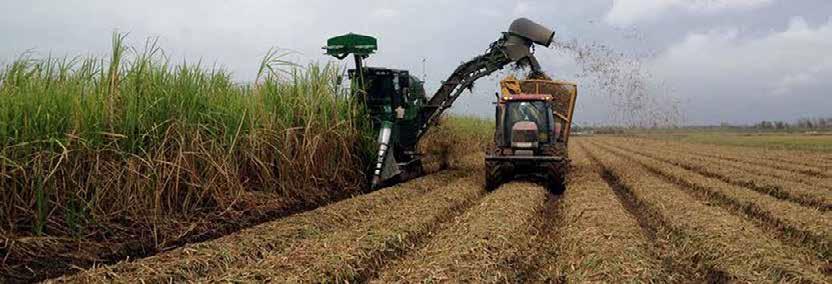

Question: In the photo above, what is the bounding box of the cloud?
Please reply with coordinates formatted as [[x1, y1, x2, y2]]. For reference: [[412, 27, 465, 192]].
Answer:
[[372, 8, 399, 18], [650, 16, 832, 122], [512, 1, 531, 16], [772, 58, 832, 96], [605, 0, 774, 26]]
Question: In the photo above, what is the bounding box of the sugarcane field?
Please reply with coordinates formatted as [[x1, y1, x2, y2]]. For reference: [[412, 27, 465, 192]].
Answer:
[[2, 1, 832, 283]]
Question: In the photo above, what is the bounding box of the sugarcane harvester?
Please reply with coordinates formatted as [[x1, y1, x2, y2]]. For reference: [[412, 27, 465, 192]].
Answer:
[[324, 18, 556, 188]]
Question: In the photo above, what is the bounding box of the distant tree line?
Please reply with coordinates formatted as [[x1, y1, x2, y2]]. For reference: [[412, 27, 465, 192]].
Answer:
[[752, 117, 832, 130], [572, 117, 832, 132]]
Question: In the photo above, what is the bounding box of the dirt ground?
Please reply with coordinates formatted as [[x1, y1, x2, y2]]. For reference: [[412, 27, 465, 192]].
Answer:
[[48, 137, 832, 283]]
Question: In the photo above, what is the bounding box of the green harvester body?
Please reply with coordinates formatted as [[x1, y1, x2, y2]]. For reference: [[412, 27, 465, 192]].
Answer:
[[326, 34, 428, 188]]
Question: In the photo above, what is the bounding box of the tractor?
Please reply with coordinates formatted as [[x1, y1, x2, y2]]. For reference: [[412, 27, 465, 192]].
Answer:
[[324, 18, 557, 189], [485, 76, 577, 192]]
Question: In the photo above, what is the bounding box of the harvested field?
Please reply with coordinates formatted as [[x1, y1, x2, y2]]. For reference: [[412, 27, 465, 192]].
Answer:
[[38, 136, 832, 283], [551, 146, 664, 282], [615, 137, 832, 186], [204, 176, 485, 282], [589, 141, 832, 260], [658, 142, 830, 178], [648, 132, 832, 155], [57, 168, 472, 283], [594, 137, 832, 211], [645, 135, 832, 171], [583, 141, 830, 282], [372, 182, 549, 282]]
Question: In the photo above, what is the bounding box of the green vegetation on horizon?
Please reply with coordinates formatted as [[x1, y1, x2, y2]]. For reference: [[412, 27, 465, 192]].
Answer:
[[645, 132, 832, 153]]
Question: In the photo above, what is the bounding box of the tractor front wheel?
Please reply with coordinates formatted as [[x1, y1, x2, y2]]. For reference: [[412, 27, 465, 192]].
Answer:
[[485, 161, 502, 191], [546, 161, 567, 193]]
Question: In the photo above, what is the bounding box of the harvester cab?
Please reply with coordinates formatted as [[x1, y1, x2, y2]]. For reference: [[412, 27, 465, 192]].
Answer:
[[324, 18, 556, 189], [485, 76, 577, 192]]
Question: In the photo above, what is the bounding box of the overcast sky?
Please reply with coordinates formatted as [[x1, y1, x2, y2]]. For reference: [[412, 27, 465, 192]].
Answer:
[[1, 0, 830, 125]]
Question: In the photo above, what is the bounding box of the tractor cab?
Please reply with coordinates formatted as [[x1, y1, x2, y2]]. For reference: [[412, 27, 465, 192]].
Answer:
[[496, 95, 562, 154], [485, 76, 578, 192], [494, 76, 577, 151]]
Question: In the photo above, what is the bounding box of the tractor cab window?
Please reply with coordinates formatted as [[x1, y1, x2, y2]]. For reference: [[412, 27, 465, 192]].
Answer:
[[508, 102, 546, 124], [505, 101, 550, 143]]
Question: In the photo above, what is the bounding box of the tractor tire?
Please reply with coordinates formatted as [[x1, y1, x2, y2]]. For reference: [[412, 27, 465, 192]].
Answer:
[[546, 161, 567, 193], [485, 161, 501, 191], [543, 144, 569, 193]]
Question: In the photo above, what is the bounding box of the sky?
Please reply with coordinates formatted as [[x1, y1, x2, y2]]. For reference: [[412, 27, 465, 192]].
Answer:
[[1, 0, 830, 126]]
